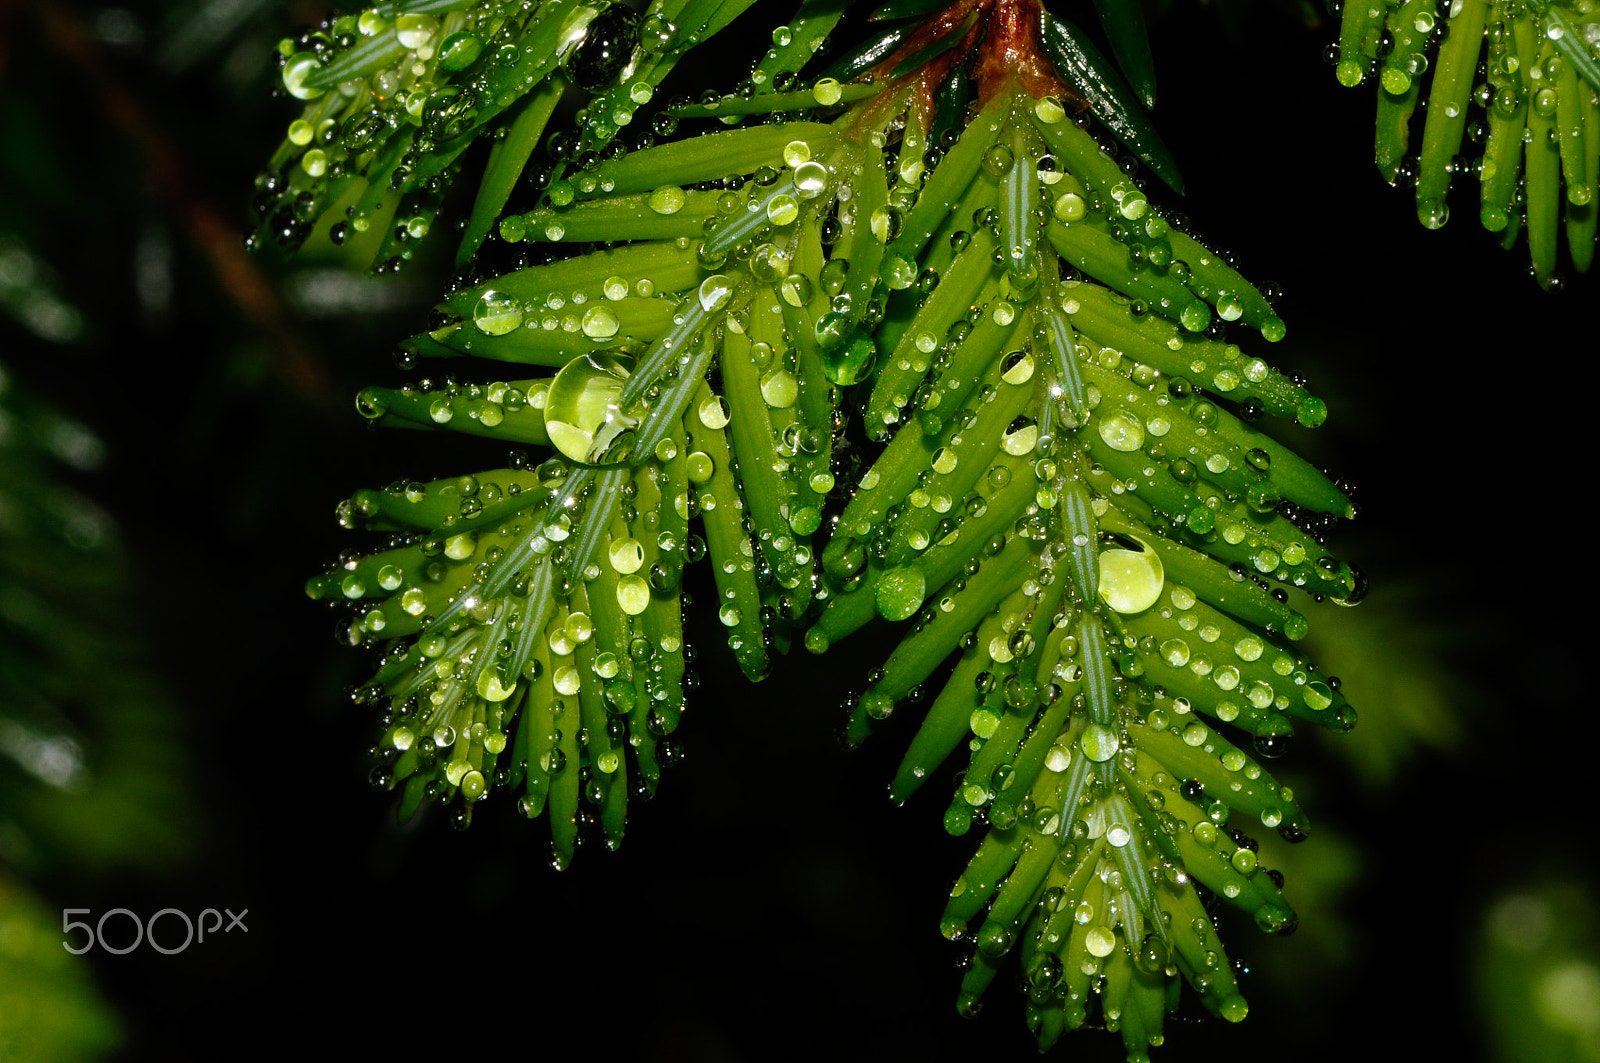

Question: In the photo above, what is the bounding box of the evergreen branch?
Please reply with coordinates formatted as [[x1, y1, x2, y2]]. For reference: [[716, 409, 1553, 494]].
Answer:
[[1334, 0, 1600, 285], [286, 0, 1367, 1055]]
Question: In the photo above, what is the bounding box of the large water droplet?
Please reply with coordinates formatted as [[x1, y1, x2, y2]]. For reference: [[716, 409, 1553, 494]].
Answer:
[[875, 565, 926, 621], [474, 290, 524, 335], [1098, 534, 1164, 613], [544, 351, 646, 464], [649, 185, 687, 214], [698, 274, 734, 312], [1096, 409, 1145, 452], [395, 13, 440, 50]]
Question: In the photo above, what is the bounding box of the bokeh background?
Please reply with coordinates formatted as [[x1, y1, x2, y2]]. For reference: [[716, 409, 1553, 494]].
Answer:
[[0, 0, 1591, 1060]]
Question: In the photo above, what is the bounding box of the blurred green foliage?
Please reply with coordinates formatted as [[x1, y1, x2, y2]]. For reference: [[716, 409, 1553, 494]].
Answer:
[[1479, 882, 1600, 1063]]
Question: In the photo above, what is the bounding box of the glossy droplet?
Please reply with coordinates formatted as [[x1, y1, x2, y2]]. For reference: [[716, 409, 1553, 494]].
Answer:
[[875, 565, 926, 621], [1001, 350, 1034, 385], [649, 185, 687, 214], [698, 274, 734, 312], [581, 305, 619, 338], [1080, 723, 1119, 762], [870, 207, 901, 243], [793, 161, 828, 199], [766, 194, 799, 225], [609, 537, 645, 574], [616, 574, 650, 615], [476, 671, 517, 702], [1002, 417, 1038, 456], [544, 351, 644, 464], [1099, 535, 1164, 613], [780, 274, 813, 307], [1084, 926, 1116, 958], [564, 6, 638, 91], [982, 144, 1015, 177], [395, 13, 439, 50], [884, 254, 916, 290], [1053, 192, 1085, 222], [1097, 409, 1145, 452], [685, 451, 713, 482], [698, 393, 731, 429], [282, 53, 325, 100], [438, 31, 483, 71], [760, 369, 798, 408], [474, 291, 524, 335]]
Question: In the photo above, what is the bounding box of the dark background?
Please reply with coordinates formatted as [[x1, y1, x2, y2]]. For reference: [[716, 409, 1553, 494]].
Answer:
[[0, 0, 1588, 1060]]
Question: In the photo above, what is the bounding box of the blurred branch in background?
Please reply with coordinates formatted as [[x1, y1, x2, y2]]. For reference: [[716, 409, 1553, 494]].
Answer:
[[1480, 882, 1600, 1063], [0, 366, 193, 1060], [20, 0, 326, 400], [0, 882, 120, 1063]]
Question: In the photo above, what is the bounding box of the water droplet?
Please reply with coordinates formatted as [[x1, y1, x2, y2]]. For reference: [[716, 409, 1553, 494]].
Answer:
[[1002, 417, 1038, 456], [474, 290, 524, 335], [580, 305, 619, 339], [649, 185, 687, 214], [476, 670, 517, 702], [1096, 409, 1145, 452], [1098, 535, 1164, 613], [698, 393, 731, 429], [982, 144, 1015, 177], [1085, 926, 1116, 957], [767, 194, 799, 225], [760, 369, 798, 408], [395, 13, 439, 50], [875, 565, 926, 621], [698, 274, 734, 312], [617, 574, 650, 614], [793, 161, 828, 198], [438, 31, 483, 71], [282, 53, 325, 100], [1080, 723, 1119, 762], [544, 351, 645, 464], [1001, 350, 1034, 385]]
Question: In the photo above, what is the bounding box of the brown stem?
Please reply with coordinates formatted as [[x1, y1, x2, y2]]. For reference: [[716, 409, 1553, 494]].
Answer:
[[972, 0, 1071, 106], [862, 0, 1078, 117]]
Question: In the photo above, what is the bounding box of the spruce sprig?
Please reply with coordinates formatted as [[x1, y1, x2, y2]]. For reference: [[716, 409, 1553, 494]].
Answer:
[[291, 0, 1362, 1055], [1334, 0, 1600, 286], [251, 0, 776, 271]]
